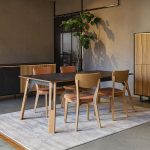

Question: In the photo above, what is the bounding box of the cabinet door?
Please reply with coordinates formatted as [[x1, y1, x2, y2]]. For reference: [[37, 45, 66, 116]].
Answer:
[[20, 64, 56, 93], [142, 65, 148, 96], [0, 67, 20, 96], [141, 34, 147, 65], [20, 65, 36, 93], [135, 34, 142, 64], [147, 65, 150, 96], [146, 35, 150, 64], [142, 65, 150, 96], [135, 65, 142, 95]]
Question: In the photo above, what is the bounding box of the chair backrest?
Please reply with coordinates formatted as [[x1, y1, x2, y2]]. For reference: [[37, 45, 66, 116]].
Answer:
[[33, 66, 55, 90], [75, 73, 101, 89], [60, 66, 76, 73], [33, 66, 55, 75], [112, 70, 129, 83], [75, 73, 101, 103]]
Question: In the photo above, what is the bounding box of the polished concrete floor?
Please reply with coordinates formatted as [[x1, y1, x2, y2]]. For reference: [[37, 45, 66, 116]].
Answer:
[[71, 121, 150, 150], [0, 95, 150, 150]]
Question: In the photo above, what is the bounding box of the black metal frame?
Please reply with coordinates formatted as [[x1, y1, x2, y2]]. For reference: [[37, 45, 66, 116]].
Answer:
[[54, 0, 119, 17], [54, 11, 81, 72]]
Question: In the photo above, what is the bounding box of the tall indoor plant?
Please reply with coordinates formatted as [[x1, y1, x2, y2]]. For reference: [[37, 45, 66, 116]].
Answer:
[[61, 12, 101, 70]]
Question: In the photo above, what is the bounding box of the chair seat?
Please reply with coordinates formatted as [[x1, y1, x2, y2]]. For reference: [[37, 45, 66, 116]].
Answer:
[[64, 92, 93, 104], [99, 87, 123, 97], [57, 87, 65, 94], [63, 85, 75, 91], [38, 87, 65, 94], [38, 87, 49, 94]]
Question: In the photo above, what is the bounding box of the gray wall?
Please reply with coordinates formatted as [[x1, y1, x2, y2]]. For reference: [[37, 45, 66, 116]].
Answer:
[[55, 0, 150, 94], [0, 0, 54, 64]]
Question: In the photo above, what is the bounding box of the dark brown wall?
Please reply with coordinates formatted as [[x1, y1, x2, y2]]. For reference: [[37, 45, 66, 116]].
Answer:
[[0, 0, 54, 64]]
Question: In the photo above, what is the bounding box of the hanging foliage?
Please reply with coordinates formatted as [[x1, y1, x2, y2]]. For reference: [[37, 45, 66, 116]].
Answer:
[[61, 12, 101, 49]]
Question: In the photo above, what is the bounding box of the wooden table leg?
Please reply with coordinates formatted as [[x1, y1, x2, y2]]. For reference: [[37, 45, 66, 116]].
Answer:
[[20, 79, 29, 120], [126, 83, 136, 111], [48, 82, 56, 133]]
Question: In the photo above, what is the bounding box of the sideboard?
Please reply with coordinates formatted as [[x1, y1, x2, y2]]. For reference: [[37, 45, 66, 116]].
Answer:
[[0, 63, 56, 96]]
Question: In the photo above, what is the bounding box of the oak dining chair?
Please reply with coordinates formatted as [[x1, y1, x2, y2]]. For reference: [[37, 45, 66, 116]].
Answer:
[[60, 66, 76, 107], [33, 66, 64, 117], [99, 70, 135, 121], [64, 72, 101, 131]]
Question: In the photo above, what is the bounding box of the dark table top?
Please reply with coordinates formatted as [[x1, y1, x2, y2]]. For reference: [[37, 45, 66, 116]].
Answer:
[[20, 70, 112, 83]]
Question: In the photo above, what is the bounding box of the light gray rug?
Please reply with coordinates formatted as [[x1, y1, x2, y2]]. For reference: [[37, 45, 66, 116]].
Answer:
[[0, 103, 150, 150]]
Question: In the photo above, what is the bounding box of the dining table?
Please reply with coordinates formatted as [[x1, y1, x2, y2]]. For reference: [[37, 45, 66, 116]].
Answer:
[[19, 70, 133, 134]]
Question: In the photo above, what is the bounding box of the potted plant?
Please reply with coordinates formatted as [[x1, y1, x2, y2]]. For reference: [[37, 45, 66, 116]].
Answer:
[[61, 11, 101, 71]]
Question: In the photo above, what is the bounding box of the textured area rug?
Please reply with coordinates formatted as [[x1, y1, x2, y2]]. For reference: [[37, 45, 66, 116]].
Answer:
[[0, 103, 150, 150]]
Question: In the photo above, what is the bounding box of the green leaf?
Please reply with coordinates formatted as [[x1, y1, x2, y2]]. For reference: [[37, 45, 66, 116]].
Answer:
[[60, 11, 100, 49], [94, 17, 101, 24], [73, 32, 81, 37], [90, 21, 95, 26]]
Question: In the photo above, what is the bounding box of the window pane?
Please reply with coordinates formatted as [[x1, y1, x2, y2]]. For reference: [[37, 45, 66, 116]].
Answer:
[[60, 33, 71, 65], [72, 35, 79, 65]]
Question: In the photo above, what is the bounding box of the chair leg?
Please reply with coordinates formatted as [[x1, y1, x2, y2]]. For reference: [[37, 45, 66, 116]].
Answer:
[[128, 95, 136, 112], [86, 104, 90, 121], [75, 103, 80, 131], [34, 92, 39, 112], [94, 102, 101, 128], [93, 102, 96, 117], [126, 84, 136, 112], [111, 97, 115, 121], [93, 109, 96, 117], [64, 99, 68, 123], [123, 96, 128, 118], [45, 94, 48, 117], [61, 93, 65, 108], [97, 96, 101, 103], [94, 97, 100, 116], [109, 97, 112, 112]]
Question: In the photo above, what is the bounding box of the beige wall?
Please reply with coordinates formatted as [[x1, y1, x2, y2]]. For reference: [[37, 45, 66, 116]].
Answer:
[[83, 0, 118, 10], [0, 0, 54, 64], [55, 0, 81, 15], [55, 0, 150, 94]]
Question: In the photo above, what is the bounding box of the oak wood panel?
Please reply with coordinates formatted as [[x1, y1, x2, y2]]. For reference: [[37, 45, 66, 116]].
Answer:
[[142, 34, 147, 65], [135, 33, 150, 96], [146, 35, 150, 64], [135, 65, 150, 96], [142, 65, 150, 96], [135, 34, 142, 65], [135, 65, 142, 95], [20, 64, 56, 93], [147, 65, 150, 96], [142, 65, 148, 96]]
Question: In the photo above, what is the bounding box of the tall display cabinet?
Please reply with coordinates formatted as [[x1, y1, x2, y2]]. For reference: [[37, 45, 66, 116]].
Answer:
[[134, 33, 150, 99]]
